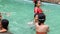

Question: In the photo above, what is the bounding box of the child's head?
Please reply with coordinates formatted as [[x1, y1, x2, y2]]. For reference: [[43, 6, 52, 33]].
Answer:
[[34, 14, 39, 22], [1, 19, 9, 30], [38, 13, 46, 25], [34, 14, 38, 19], [35, 0, 41, 7]]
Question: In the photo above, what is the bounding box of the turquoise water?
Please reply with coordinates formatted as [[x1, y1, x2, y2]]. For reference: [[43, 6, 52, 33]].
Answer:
[[0, 0, 60, 34]]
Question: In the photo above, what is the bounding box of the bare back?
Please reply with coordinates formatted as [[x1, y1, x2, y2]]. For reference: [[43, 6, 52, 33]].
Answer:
[[35, 23, 49, 34]]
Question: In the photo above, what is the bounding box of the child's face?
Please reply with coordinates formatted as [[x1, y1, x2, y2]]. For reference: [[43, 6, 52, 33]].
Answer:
[[34, 15, 38, 22], [37, 1, 41, 7]]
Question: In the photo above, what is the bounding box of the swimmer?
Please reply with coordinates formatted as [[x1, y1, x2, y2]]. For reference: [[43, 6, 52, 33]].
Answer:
[[28, 14, 39, 27], [35, 13, 49, 34], [27, 14, 39, 29], [34, 14, 39, 23], [34, 0, 43, 14], [0, 19, 9, 32]]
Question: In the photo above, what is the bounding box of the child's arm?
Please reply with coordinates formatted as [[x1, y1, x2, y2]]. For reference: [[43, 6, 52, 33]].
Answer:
[[48, 27, 49, 32], [34, 7, 38, 14], [47, 26, 49, 32]]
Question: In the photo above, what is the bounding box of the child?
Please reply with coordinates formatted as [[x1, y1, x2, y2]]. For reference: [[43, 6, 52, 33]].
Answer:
[[35, 13, 49, 34], [0, 19, 9, 32], [34, 14, 39, 23], [27, 14, 39, 29], [34, 0, 43, 14]]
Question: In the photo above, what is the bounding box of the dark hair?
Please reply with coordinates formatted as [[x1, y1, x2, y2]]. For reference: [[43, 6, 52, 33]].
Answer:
[[1, 19, 9, 30], [34, 0, 41, 7], [34, 14, 39, 17], [34, 0, 38, 7], [38, 13, 46, 25]]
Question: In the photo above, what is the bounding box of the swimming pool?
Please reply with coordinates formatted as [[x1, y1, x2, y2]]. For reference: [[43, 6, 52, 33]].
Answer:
[[0, 0, 60, 34]]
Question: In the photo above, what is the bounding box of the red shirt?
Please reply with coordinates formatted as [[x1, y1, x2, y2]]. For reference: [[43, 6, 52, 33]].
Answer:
[[34, 7, 43, 14]]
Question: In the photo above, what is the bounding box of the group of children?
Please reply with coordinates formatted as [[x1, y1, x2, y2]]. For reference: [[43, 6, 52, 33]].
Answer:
[[0, 13, 9, 33], [33, 0, 49, 34]]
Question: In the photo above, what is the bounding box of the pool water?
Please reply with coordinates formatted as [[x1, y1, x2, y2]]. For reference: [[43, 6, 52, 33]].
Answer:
[[0, 0, 60, 34]]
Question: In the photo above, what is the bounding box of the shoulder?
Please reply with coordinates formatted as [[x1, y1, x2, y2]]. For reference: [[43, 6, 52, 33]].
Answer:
[[5, 31, 13, 34], [34, 7, 38, 9], [44, 25, 49, 32], [44, 25, 49, 28], [0, 31, 12, 34]]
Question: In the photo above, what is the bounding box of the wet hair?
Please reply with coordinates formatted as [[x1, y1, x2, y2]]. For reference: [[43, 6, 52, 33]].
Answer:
[[1, 19, 9, 30], [38, 13, 46, 25], [34, 0, 41, 7], [34, 0, 38, 7], [34, 14, 39, 17]]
